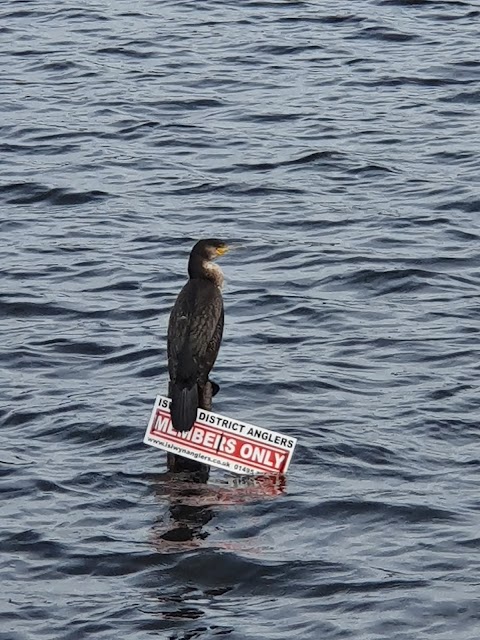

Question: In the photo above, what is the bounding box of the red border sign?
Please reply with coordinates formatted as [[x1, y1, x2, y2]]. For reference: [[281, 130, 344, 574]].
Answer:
[[144, 396, 297, 475]]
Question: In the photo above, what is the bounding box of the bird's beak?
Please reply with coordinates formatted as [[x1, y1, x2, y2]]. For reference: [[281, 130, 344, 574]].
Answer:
[[216, 246, 229, 256]]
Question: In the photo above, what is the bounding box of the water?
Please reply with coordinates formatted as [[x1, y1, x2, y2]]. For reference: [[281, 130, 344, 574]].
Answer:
[[1, 1, 479, 638]]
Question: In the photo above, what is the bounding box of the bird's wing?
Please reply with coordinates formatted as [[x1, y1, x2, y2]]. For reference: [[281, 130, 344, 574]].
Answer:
[[199, 304, 224, 382], [167, 280, 224, 382]]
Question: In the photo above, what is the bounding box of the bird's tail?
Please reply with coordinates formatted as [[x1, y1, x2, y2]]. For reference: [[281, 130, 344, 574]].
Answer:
[[170, 382, 198, 433]]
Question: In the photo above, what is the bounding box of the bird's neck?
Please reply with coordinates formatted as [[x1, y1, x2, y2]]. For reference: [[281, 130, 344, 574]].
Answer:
[[188, 258, 224, 289], [204, 262, 224, 289]]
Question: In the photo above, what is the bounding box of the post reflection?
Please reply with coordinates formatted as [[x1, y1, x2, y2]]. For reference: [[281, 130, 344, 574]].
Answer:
[[149, 470, 287, 553]]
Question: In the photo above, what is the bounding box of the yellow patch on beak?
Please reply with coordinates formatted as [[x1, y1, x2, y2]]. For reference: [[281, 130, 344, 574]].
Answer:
[[215, 246, 229, 256]]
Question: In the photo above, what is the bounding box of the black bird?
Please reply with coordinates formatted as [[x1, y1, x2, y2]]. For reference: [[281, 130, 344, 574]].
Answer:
[[167, 239, 228, 432]]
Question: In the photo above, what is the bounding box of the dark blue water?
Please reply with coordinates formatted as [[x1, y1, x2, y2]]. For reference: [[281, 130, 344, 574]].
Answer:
[[1, 1, 479, 638]]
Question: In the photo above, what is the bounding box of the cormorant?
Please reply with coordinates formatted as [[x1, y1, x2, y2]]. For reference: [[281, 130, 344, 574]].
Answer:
[[167, 239, 228, 432]]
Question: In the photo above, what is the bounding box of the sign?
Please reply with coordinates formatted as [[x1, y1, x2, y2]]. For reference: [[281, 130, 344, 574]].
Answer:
[[144, 396, 297, 475]]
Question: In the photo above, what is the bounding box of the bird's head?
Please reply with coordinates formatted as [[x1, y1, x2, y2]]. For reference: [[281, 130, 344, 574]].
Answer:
[[192, 239, 229, 262], [188, 239, 229, 285]]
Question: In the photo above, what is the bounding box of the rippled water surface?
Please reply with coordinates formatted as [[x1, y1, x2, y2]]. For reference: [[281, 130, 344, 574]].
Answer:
[[1, 1, 480, 638]]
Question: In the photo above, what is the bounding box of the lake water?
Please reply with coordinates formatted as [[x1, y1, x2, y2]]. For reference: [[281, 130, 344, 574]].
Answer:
[[1, 1, 479, 638]]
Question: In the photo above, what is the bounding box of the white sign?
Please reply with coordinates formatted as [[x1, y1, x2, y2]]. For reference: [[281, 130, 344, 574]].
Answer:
[[144, 395, 297, 476]]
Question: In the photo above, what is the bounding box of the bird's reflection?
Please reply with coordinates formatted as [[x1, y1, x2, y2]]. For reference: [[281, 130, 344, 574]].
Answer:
[[149, 465, 286, 553], [146, 467, 286, 631]]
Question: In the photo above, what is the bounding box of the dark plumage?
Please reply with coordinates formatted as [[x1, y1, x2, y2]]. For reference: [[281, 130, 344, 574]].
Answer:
[[167, 239, 228, 432]]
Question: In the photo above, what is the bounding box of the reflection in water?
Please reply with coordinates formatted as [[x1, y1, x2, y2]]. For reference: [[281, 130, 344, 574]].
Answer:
[[146, 471, 286, 632], [150, 471, 286, 553], [160, 500, 214, 545]]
